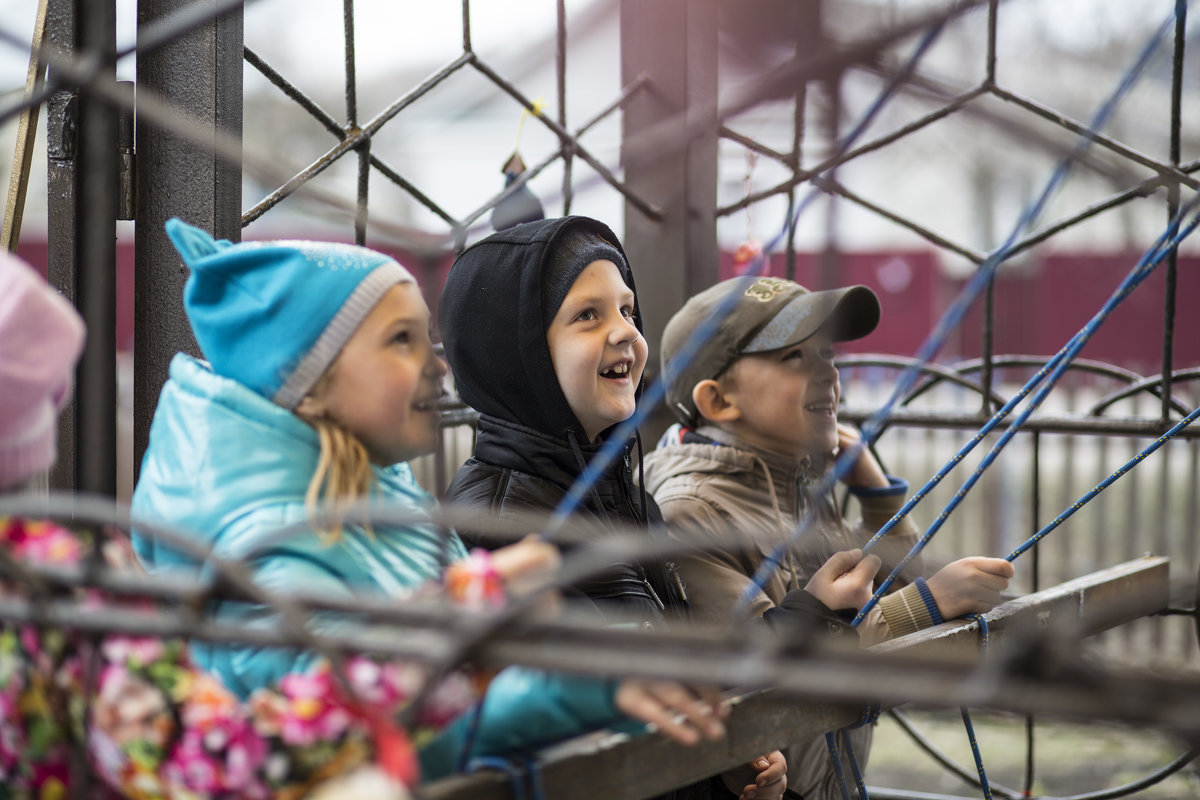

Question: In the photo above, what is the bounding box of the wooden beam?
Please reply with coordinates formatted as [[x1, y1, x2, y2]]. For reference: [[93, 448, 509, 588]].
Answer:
[[425, 690, 862, 800], [1, 0, 48, 251], [423, 557, 1174, 800], [872, 555, 1171, 658]]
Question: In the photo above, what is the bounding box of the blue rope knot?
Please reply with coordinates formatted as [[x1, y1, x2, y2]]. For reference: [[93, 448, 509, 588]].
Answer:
[[846, 700, 883, 729], [467, 754, 548, 800]]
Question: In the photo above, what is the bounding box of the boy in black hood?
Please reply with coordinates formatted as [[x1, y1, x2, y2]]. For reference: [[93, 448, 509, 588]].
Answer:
[[440, 215, 678, 623], [440, 216, 792, 800]]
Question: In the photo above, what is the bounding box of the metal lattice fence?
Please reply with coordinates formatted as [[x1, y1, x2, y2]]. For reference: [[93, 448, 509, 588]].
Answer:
[[2, 0, 1200, 798]]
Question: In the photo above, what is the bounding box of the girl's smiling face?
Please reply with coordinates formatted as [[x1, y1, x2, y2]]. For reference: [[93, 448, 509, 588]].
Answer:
[[546, 259, 647, 442], [301, 282, 448, 465]]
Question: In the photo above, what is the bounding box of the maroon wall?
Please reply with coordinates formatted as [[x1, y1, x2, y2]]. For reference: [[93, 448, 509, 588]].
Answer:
[[16, 239, 1196, 375]]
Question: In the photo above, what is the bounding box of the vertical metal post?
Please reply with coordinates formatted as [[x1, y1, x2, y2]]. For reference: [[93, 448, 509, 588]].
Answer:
[[74, 0, 119, 497], [344, 0, 369, 245], [133, 0, 243, 473], [45, 0, 78, 491], [619, 0, 718, 436], [45, 0, 119, 496], [1161, 0, 1186, 422]]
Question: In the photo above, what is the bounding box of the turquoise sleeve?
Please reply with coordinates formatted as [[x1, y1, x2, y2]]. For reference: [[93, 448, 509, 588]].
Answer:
[[418, 667, 629, 780]]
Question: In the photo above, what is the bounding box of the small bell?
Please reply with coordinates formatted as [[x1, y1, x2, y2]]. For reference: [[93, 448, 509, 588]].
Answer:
[[491, 152, 545, 232]]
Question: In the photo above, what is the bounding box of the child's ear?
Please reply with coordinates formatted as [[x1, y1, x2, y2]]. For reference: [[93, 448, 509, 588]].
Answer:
[[295, 394, 325, 418], [692, 379, 740, 423]]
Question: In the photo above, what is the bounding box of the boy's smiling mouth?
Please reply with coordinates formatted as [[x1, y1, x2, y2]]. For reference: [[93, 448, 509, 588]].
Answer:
[[600, 360, 633, 380], [805, 399, 837, 416]]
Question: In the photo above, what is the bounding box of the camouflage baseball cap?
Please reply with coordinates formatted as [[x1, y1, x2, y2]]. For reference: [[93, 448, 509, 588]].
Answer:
[[661, 276, 880, 425]]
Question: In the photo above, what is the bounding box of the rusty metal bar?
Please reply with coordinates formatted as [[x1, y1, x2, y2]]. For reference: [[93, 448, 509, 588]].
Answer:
[[985, 0, 998, 86], [577, 73, 648, 138], [343, 0, 357, 129], [461, 0, 471, 53], [243, 46, 340, 136], [989, 85, 1200, 193], [242, 46, 461, 233], [1089, 370, 1198, 418], [344, 0, 369, 244], [1002, 176, 1166, 258], [809, 176, 986, 262], [456, 74, 651, 233], [981, 270, 996, 414], [241, 52, 472, 225], [470, 56, 662, 220], [718, 86, 986, 217], [707, 1, 990, 136], [718, 125, 791, 165], [1161, 0, 1187, 422], [839, 407, 1200, 440]]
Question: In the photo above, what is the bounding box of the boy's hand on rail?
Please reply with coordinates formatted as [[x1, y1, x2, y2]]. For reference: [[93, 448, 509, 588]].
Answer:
[[926, 557, 1015, 619]]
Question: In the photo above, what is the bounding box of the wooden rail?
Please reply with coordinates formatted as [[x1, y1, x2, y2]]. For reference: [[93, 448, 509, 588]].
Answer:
[[424, 557, 1176, 800]]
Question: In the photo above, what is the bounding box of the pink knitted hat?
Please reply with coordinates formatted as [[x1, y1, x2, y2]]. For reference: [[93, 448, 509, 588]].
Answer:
[[0, 252, 85, 488]]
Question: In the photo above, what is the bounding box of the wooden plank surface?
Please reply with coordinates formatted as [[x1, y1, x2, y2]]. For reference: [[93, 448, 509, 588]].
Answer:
[[424, 557, 1175, 800]]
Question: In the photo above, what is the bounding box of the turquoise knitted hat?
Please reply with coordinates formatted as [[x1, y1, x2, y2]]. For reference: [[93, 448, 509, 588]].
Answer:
[[166, 218, 414, 409]]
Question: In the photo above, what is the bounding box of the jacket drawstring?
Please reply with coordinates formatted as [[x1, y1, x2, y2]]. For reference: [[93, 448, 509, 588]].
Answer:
[[565, 428, 666, 613], [634, 429, 649, 521], [751, 453, 801, 593], [565, 429, 612, 526]]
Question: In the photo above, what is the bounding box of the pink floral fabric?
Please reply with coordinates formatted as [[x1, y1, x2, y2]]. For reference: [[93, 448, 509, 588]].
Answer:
[[0, 517, 482, 800]]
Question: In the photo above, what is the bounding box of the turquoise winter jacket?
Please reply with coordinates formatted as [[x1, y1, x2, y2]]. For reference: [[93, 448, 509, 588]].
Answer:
[[131, 354, 628, 779]]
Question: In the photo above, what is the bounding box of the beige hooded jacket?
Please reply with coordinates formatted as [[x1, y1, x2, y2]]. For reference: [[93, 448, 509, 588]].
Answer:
[[641, 425, 934, 646]]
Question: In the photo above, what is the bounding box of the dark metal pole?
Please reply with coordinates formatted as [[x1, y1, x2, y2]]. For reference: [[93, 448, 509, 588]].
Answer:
[[45, 0, 119, 496], [619, 0, 719, 439], [45, 0, 78, 492], [73, 0, 119, 497], [133, 0, 243, 475], [1161, 0, 1186, 422]]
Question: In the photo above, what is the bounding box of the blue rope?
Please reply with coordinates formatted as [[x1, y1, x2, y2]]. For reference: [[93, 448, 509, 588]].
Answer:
[[467, 755, 529, 798], [1007, 403, 1200, 562], [960, 614, 994, 800], [826, 731, 856, 800], [844, 730, 872, 800], [740, 8, 1178, 617], [454, 698, 487, 773], [851, 188, 1200, 625], [466, 754, 547, 800], [960, 709, 994, 800], [847, 701, 883, 729], [548, 17, 950, 534]]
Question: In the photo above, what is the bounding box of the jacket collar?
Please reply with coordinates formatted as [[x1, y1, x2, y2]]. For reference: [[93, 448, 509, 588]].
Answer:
[[696, 425, 824, 487], [474, 413, 634, 492], [643, 423, 824, 517]]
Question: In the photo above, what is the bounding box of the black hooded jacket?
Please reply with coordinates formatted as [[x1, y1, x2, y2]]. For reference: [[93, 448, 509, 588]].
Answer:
[[439, 217, 683, 626]]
